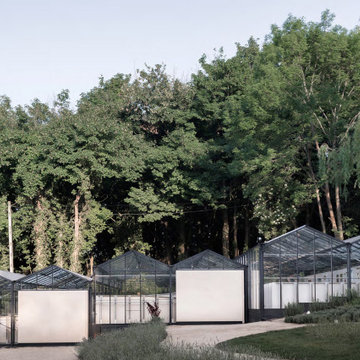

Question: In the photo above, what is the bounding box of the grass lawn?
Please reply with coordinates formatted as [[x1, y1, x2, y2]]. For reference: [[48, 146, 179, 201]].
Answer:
[[218, 322, 360, 360]]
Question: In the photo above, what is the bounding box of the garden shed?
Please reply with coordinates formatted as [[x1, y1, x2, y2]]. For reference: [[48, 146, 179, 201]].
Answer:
[[235, 225, 357, 321], [13, 265, 92, 345], [0, 270, 25, 345], [94, 251, 172, 326], [173, 250, 246, 323]]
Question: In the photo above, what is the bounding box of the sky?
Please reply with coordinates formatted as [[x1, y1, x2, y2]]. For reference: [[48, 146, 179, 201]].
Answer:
[[1, 0, 360, 108]]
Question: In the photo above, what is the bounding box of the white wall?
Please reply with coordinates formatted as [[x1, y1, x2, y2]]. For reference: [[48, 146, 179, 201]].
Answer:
[[265, 281, 349, 308], [17, 290, 88, 343], [176, 270, 244, 322]]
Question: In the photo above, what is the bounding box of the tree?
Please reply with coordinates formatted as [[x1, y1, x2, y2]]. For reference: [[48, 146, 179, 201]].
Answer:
[[266, 10, 360, 239]]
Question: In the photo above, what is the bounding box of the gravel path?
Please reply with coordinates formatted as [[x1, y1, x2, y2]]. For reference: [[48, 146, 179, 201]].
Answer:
[[165, 318, 305, 346], [0, 346, 77, 360]]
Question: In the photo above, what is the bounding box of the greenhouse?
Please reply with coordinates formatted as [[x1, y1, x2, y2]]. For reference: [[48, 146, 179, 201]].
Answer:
[[94, 249, 247, 326], [4, 265, 92, 345], [94, 251, 172, 325], [235, 225, 360, 321], [0, 270, 25, 345]]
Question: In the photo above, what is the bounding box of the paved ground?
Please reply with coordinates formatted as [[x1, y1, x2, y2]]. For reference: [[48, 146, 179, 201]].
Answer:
[[0, 346, 78, 360], [0, 319, 304, 359], [166, 318, 305, 346]]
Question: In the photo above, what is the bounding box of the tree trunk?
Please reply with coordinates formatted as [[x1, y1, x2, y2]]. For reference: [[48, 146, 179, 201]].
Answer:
[[232, 206, 239, 258], [335, 185, 344, 240], [222, 208, 229, 258], [8, 201, 14, 272], [315, 187, 326, 233], [305, 145, 326, 233], [163, 220, 172, 264], [56, 230, 64, 268], [178, 219, 186, 259], [71, 193, 81, 272], [33, 196, 48, 270], [244, 208, 249, 252], [324, 181, 338, 237], [90, 255, 94, 276]]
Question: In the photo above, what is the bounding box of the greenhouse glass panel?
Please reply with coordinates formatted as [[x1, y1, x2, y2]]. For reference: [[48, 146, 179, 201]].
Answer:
[[94, 251, 171, 325], [346, 236, 360, 294], [0, 271, 24, 345], [241, 225, 350, 316]]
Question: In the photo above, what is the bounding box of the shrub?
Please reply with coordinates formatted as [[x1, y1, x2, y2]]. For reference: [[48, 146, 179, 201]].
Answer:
[[285, 304, 360, 324], [284, 302, 304, 317], [77, 319, 167, 360], [78, 319, 275, 360]]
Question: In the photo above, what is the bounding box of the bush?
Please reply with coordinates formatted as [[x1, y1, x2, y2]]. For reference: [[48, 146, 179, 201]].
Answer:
[[284, 302, 304, 317], [77, 319, 167, 360], [78, 319, 275, 360], [285, 304, 360, 324]]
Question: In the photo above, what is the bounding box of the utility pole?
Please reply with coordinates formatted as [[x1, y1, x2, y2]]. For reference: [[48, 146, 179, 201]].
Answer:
[[8, 200, 13, 272]]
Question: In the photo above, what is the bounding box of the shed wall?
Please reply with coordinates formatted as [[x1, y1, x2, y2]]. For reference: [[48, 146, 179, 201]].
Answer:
[[176, 270, 244, 322]]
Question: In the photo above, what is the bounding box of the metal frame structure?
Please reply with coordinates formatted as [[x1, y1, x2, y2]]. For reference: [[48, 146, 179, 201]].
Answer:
[[93, 249, 247, 328], [0, 271, 24, 346], [0, 266, 92, 346], [94, 251, 171, 327], [235, 225, 360, 321], [174, 249, 244, 270]]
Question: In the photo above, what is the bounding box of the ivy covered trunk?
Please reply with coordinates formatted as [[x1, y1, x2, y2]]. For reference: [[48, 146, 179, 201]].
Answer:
[[71, 193, 82, 272], [33, 196, 50, 270], [222, 208, 229, 258]]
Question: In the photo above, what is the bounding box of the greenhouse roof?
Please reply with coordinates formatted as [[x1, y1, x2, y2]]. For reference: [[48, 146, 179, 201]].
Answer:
[[17, 265, 92, 289], [263, 225, 344, 253], [0, 270, 25, 289], [95, 250, 170, 275], [345, 235, 360, 244], [263, 226, 348, 276], [0, 270, 25, 282], [345, 235, 360, 264], [174, 249, 245, 270]]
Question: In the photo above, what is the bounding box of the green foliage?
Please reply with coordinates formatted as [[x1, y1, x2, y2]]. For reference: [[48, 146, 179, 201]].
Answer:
[[77, 320, 167, 360], [284, 302, 304, 317], [286, 304, 360, 324], [78, 319, 271, 360], [1, 11, 360, 271]]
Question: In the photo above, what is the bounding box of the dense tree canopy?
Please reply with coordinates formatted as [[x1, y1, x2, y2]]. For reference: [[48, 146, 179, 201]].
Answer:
[[1, 11, 360, 274]]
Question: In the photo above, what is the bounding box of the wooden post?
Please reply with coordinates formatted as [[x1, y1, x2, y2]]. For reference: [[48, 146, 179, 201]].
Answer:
[[8, 201, 14, 273]]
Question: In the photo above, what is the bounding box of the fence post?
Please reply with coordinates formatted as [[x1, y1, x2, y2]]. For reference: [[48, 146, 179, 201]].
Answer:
[[169, 267, 173, 325], [259, 244, 264, 320], [347, 243, 352, 294], [10, 282, 15, 346]]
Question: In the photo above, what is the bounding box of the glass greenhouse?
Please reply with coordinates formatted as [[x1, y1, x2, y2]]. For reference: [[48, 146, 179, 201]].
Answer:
[[0, 266, 92, 345], [94, 251, 172, 325], [0, 270, 24, 345], [236, 225, 360, 321], [16, 265, 92, 290], [174, 249, 244, 270]]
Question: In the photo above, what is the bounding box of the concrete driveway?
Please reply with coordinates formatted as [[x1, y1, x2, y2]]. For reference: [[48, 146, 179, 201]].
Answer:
[[0, 346, 77, 360], [166, 318, 305, 346]]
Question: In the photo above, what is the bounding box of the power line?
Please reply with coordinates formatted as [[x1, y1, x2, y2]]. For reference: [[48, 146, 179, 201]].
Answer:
[[116, 205, 237, 217]]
